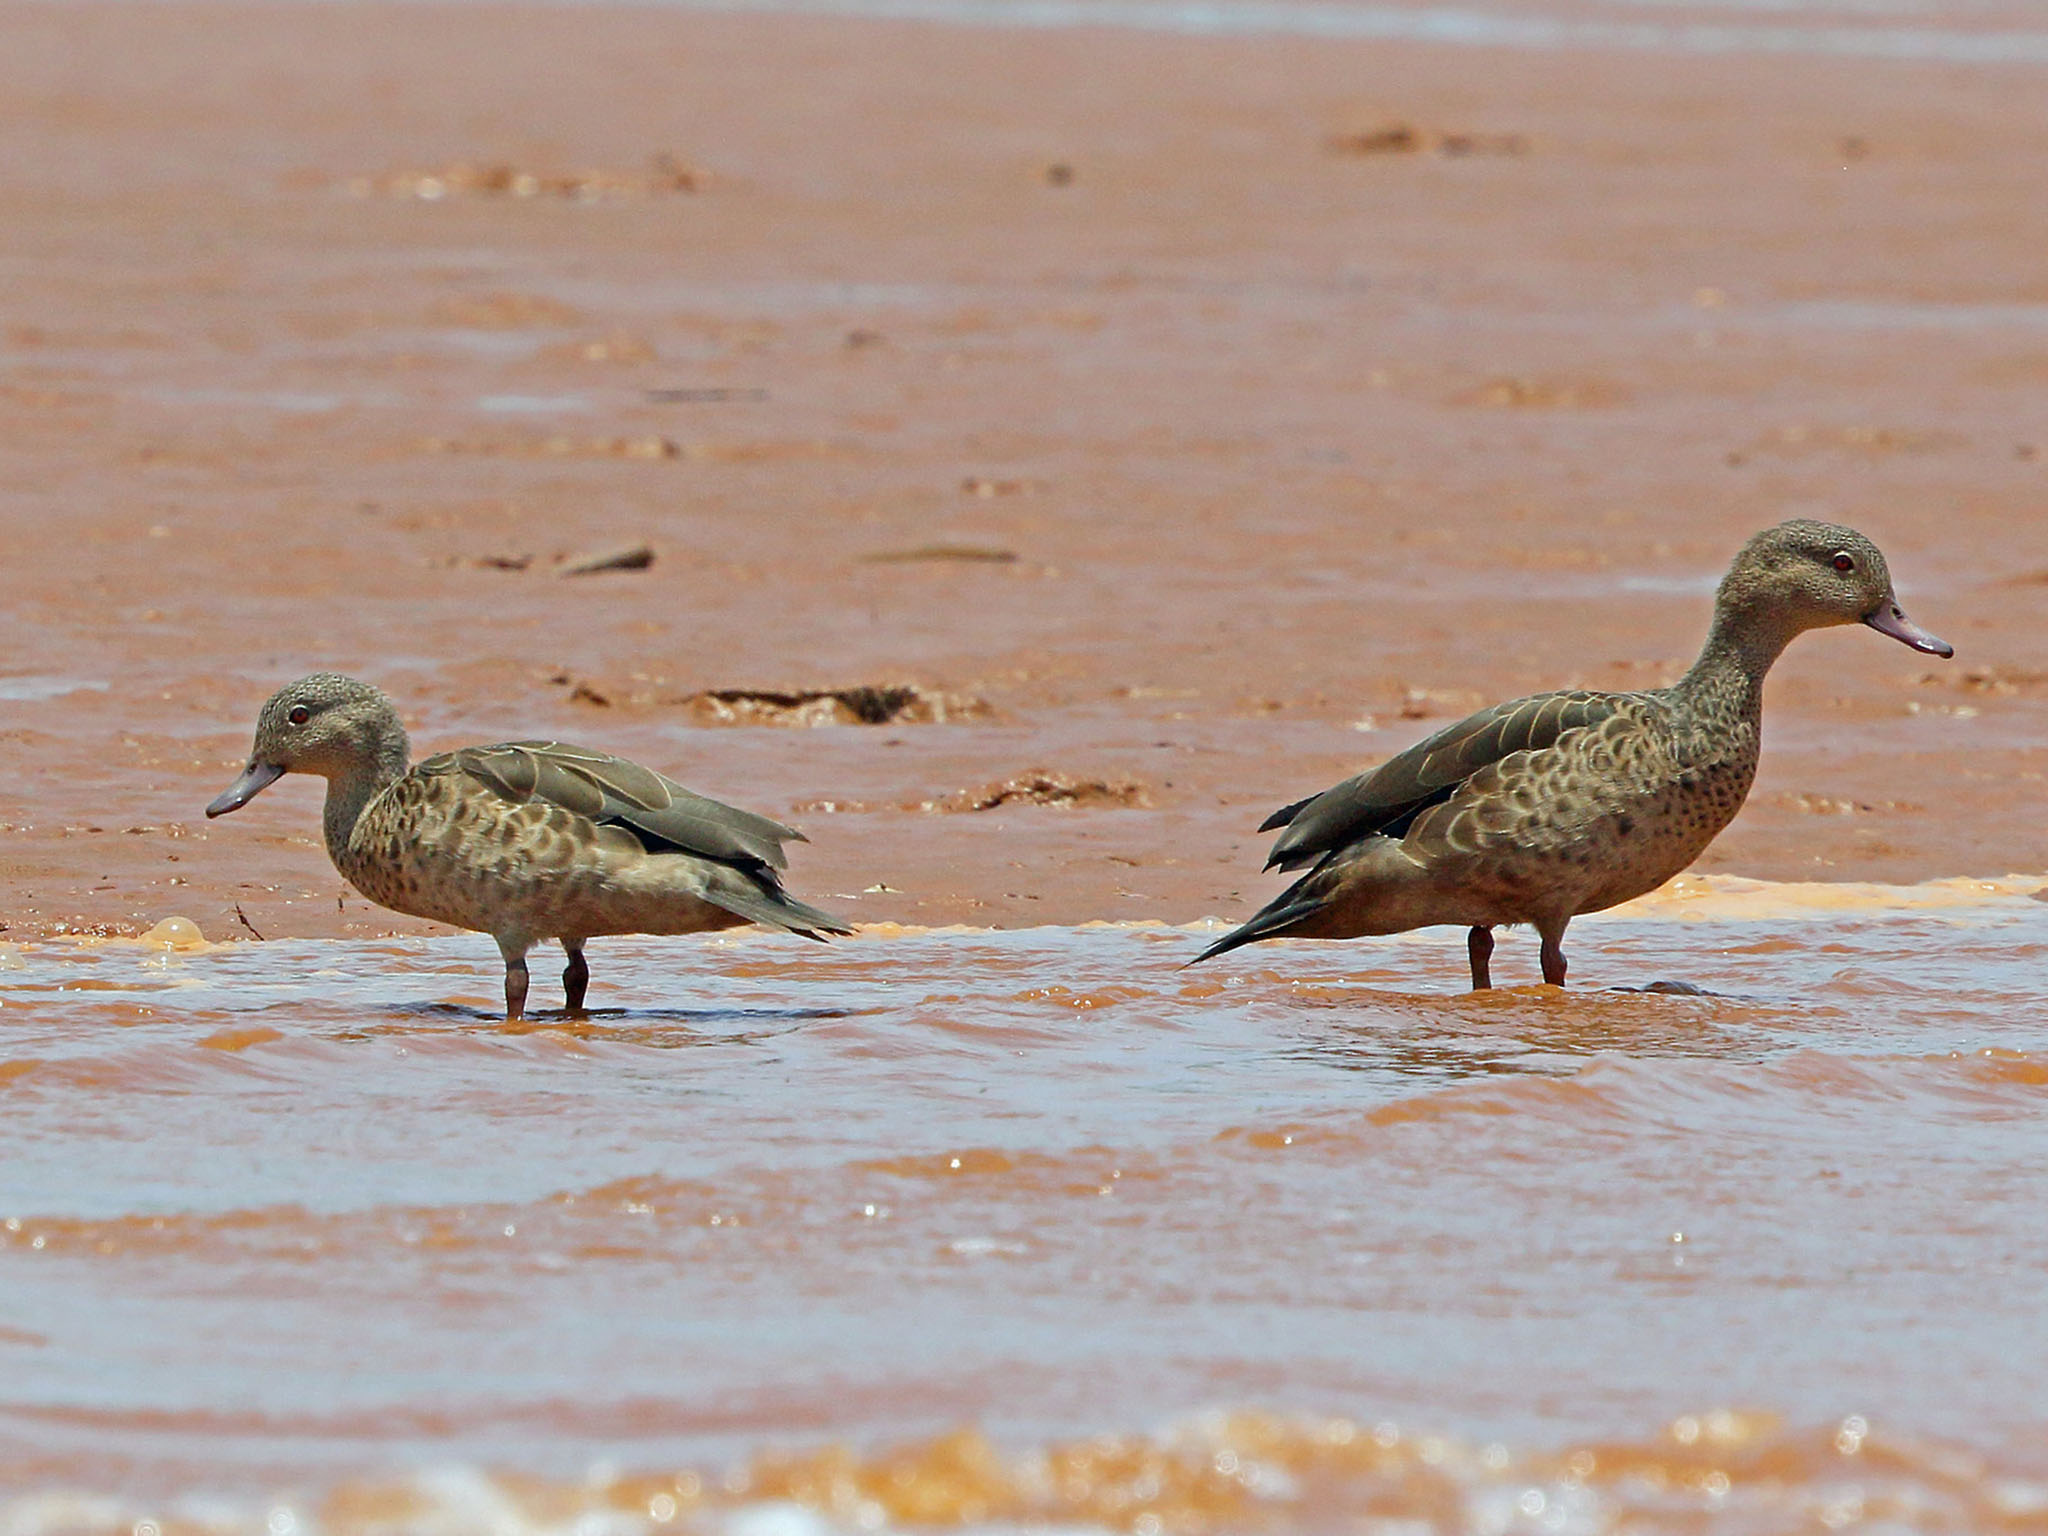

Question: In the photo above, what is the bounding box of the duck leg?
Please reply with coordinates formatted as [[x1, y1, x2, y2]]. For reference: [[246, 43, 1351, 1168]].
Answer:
[[1467, 926, 1494, 990], [1538, 921, 1569, 988], [562, 941, 590, 1017], [497, 938, 531, 1021]]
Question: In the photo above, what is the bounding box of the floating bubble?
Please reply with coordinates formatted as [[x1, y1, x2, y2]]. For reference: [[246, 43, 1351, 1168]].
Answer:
[[138, 917, 206, 951]]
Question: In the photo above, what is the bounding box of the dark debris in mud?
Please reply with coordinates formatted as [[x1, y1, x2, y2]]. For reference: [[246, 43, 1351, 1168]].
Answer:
[[1451, 376, 1627, 410], [932, 770, 1153, 813], [542, 672, 989, 726], [684, 684, 989, 727], [426, 435, 681, 464], [1916, 665, 2048, 695], [335, 153, 706, 201], [860, 544, 1019, 565], [1324, 124, 1528, 158], [1770, 792, 1925, 816], [467, 543, 657, 575], [560, 543, 656, 576], [794, 769, 1154, 815], [960, 476, 1039, 498]]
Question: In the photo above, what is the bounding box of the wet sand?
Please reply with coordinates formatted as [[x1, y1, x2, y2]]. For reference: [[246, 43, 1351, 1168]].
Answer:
[[2, 0, 2046, 942], [3, 1, 2048, 1529]]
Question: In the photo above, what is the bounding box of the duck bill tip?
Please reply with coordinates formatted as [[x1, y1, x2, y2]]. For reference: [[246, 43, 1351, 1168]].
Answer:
[[206, 761, 285, 818], [1864, 602, 1953, 659]]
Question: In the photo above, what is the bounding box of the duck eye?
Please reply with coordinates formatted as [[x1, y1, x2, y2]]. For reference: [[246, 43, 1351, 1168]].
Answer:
[[1832, 552, 1856, 573], [287, 705, 311, 725]]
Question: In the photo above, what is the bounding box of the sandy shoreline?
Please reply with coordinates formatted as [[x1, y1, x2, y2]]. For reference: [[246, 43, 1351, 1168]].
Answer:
[[0, 0, 2043, 944]]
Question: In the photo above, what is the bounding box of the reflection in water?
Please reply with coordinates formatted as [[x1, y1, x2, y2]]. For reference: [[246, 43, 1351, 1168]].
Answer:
[[1278, 989, 1775, 1080], [378, 999, 869, 1045], [2, 881, 2047, 1530]]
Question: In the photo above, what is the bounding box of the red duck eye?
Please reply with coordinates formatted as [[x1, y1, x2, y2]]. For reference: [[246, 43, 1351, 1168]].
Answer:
[[288, 705, 311, 725], [1832, 553, 1855, 573]]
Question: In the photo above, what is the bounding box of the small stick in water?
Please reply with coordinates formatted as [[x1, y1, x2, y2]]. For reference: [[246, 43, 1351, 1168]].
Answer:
[[233, 904, 267, 942]]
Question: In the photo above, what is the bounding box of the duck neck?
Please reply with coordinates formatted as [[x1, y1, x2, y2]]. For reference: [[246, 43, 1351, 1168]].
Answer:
[[320, 721, 412, 861], [1676, 601, 1799, 716]]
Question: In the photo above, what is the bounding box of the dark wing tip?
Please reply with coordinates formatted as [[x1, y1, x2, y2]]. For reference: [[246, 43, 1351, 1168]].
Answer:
[[1257, 793, 1316, 835]]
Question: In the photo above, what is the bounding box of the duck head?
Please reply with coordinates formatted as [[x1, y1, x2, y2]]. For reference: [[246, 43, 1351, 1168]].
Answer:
[[1717, 520, 1952, 658], [206, 673, 411, 817]]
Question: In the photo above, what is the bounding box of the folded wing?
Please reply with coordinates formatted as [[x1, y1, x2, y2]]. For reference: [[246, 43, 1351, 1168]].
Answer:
[[439, 740, 804, 875], [1260, 690, 1621, 871]]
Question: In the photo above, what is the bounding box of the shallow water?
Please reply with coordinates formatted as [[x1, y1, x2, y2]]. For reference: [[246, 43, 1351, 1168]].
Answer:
[[5, 877, 2048, 1533], [5, 0, 2047, 1527], [653, 0, 2048, 64]]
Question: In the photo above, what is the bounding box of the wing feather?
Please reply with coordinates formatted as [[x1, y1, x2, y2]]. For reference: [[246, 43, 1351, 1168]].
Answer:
[[1260, 690, 1621, 872], [427, 741, 803, 871]]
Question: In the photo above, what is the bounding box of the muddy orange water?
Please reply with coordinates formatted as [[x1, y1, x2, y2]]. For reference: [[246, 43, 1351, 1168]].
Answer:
[[3, 0, 2048, 1529]]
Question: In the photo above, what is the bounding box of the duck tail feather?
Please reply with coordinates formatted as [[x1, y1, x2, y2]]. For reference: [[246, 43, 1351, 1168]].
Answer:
[[1185, 892, 1323, 968], [703, 875, 856, 940]]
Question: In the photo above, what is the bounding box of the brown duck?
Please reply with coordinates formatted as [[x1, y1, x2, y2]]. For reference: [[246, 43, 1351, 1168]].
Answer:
[[1192, 521, 1952, 987], [206, 674, 850, 1018]]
